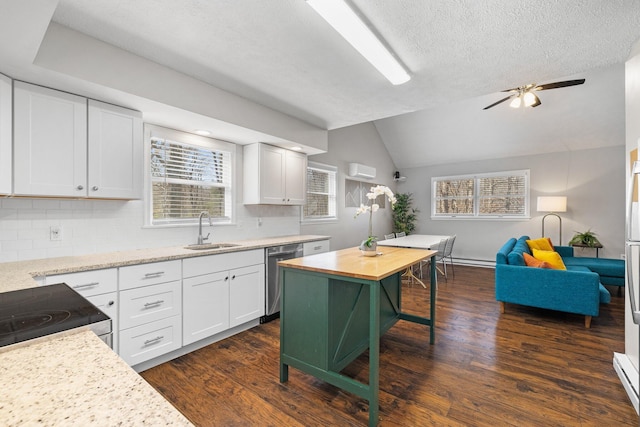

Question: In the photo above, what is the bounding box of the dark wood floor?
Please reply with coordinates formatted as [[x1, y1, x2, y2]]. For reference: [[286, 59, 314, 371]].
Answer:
[[141, 265, 638, 426]]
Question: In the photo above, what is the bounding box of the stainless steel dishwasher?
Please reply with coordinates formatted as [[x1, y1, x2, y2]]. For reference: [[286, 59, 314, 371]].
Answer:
[[261, 243, 303, 323]]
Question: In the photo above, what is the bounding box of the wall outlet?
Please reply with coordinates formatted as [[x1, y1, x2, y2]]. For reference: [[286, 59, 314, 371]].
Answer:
[[257, 217, 262, 227], [50, 226, 63, 241]]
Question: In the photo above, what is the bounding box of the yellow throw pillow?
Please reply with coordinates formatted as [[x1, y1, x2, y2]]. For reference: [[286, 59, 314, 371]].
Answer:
[[532, 248, 567, 270], [526, 237, 554, 252]]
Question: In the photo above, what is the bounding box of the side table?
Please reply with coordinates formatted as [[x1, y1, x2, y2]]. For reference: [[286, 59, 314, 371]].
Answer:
[[570, 242, 603, 258]]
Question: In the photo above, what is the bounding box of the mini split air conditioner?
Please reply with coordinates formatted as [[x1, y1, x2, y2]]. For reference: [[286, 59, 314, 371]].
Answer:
[[348, 163, 376, 179]]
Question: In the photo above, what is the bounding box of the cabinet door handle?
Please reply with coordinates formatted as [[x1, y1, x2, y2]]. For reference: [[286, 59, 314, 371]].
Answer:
[[76, 185, 84, 190], [107, 300, 115, 307], [225, 276, 229, 281], [144, 271, 165, 278], [143, 336, 164, 346], [314, 245, 322, 250], [232, 275, 236, 280], [92, 186, 99, 191], [143, 300, 164, 308], [72, 282, 100, 289]]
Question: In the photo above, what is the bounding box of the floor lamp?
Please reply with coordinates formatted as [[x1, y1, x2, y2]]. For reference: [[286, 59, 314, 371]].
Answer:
[[537, 196, 567, 244]]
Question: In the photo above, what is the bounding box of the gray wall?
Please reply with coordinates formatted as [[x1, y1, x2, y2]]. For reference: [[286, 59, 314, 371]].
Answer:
[[397, 146, 625, 264], [301, 122, 398, 250]]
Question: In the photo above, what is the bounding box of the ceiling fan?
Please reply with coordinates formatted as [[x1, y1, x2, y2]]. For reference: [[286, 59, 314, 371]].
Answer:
[[483, 79, 585, 110]]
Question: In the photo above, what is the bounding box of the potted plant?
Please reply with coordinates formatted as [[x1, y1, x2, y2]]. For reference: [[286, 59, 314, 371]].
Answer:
[[354, 185, 397, 256], [568, 229, 602, 247], [392, 192, 419, 235]]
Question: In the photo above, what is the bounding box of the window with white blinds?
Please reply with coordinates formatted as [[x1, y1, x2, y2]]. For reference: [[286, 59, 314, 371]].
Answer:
[[432, 169, 529, 219], [148, 126, 235, 225], [302, 162, 337, 221]]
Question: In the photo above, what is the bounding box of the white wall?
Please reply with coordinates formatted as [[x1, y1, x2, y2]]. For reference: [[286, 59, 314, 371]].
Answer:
[[397, 146, 625, 264], [0, 148, 302, 262], [301, 122, 398, 250]]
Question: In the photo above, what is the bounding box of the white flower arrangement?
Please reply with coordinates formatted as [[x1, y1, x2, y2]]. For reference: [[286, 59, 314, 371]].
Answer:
[[354, 185, 397, 248]]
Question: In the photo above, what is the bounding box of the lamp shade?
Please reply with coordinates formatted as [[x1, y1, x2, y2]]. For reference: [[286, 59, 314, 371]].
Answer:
[[537, 196, 567, 213]]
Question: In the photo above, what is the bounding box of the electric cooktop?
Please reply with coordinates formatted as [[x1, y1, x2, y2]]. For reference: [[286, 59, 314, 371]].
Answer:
[[0, 283, 111, 347]]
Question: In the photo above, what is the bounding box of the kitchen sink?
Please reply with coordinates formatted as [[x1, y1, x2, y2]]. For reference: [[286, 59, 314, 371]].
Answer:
[[184, 243, 241, 250]]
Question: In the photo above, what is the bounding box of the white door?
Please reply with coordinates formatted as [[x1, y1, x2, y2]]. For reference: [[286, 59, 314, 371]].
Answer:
[[0, 73, 11, 195], [14, 82, 87, 197], [259, 144, 286, 204], [183, 271, 230, 345], [88, 100, 142, 199], [284, 150, 307, 205], [229, 264, 265, 328]]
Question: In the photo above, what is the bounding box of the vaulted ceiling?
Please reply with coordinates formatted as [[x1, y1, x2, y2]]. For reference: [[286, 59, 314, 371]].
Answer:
[[3, 1, 640, 167]]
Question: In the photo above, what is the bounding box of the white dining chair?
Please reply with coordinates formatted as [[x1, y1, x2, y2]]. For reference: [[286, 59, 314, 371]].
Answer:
[[443, 234, 456, 278], [384, 233, 396, 240], [421, 237, 448, 281], [395, 232, 406, 237]]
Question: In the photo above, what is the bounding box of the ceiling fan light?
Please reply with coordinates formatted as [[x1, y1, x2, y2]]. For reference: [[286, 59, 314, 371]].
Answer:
[[523, 91, 537, 107], [509, 96, 522, 108]]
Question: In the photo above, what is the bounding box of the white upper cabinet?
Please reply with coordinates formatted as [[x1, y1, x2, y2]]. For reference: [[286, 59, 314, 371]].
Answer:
[[88, 100, 142, 199], [14, 81, 87, 197], [0, 74, 11, 195], [243, 143, 307, 205], [13, 82, 142, 199]]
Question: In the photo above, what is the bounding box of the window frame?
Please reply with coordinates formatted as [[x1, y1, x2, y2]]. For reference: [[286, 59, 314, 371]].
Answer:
[[431, 169, 530, 220], [144, 124, 236, 227], [301, 161, 338, 223]]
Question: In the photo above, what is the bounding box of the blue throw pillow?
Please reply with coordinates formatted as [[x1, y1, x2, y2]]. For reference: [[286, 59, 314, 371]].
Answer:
[[507, 236, 531, 266]]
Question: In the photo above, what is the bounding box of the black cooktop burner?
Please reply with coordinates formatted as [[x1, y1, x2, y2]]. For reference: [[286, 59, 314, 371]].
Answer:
[[0, 283, 110, 347]]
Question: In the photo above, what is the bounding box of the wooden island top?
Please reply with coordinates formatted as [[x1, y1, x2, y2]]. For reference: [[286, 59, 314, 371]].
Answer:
[[278, 246, 435, 281]]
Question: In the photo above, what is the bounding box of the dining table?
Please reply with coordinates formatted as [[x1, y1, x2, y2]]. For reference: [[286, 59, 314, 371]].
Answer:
[[377, 234, 450, 250]]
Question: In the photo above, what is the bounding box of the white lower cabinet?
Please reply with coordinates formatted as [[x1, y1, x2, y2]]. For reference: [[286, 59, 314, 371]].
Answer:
[[229, 264, 265, 328], [182, 249, 264, 346], [45, 268, 119, 353], [183, 271, 230, 346], [118, 260, 182, 366], [118, 315, 182, 367], [303, 239, 330, 256]]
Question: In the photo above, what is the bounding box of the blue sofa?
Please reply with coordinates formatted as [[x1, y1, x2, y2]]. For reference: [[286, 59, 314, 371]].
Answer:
[[495, 236, 621, 328]]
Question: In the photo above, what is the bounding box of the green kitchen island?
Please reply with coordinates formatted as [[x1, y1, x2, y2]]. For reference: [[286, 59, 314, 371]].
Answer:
[[278, 246, 437, 426]]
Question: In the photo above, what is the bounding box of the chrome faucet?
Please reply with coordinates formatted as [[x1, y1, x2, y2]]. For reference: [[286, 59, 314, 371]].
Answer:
[[197, 211, 212, 244]]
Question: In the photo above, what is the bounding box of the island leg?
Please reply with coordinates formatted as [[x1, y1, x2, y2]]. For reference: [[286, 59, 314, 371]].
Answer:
[[368, 282, 381, 426], [430, 254, 437, 345]]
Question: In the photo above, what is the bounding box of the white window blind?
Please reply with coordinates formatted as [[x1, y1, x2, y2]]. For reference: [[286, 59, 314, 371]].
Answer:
[[432, 170, 529, 219], [303, 162, 337, 221], [150, 134, 233, 225]]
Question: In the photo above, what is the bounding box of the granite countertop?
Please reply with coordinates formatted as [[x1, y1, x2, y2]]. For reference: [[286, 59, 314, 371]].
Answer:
[[0, 330, 193, 426], [0, 234, 330, 293]]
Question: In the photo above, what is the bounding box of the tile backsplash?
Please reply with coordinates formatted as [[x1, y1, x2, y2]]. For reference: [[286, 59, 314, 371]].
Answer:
[[0, 198, 301, 262]]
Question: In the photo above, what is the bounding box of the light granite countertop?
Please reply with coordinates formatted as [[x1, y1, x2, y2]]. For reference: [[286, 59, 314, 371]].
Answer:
[[0, 329, 193, 426], [0, 234, 329, 293]]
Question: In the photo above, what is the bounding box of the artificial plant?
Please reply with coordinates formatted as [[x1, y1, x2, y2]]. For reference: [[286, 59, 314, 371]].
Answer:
[[392, 192, 419, 235]]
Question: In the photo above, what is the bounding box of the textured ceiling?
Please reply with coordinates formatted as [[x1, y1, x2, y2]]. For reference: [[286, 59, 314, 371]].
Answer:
[[51, 0, 640, 130], [10, 0, 638, 167]]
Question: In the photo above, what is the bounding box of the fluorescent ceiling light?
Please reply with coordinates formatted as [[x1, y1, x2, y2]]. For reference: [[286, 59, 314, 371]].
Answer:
[[306, 0, 410, 85]]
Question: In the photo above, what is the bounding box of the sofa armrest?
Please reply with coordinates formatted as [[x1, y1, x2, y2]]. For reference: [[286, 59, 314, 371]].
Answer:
[[555, 245, 574, 258], [495, 264, 601, 316]]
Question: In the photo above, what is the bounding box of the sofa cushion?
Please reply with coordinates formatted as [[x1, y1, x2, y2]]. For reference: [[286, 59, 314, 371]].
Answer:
[[532, 249, 567, 270], [497, 238, 517, 265], [562, 257, 625, 278], [526, 237, 554, 252], [523, 253, 552, 268], [507, 236, 531, 266]]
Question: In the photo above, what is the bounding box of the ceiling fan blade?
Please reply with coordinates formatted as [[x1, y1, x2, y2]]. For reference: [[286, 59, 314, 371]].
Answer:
[[534, 79, 585, 91], [483, 95, 513, 110], [530, 93, 541, 107]]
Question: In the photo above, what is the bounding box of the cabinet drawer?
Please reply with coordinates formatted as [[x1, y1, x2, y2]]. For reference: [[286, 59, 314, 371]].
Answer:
[[85, 292, 119, 354], [46, 268, 117, 297], [119, 260, 181, 290], [183, 249, 264, 278], [119, 315, 182, 366], [119, 281, 181, 329], [303, 240, 330, 256]]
